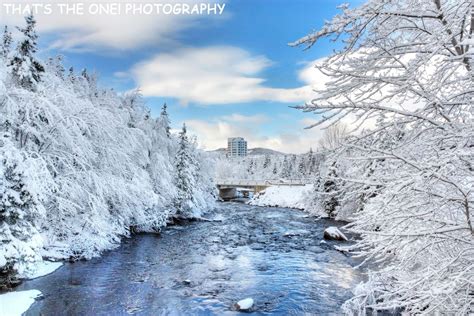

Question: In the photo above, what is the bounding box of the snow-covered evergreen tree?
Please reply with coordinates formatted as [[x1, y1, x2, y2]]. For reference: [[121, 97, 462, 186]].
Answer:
[[262, 155, 271, 169], [67, 67, 75, 83], [0, 134, 51, 277], [159, 103, 171, 138], [297, 156, 306, 177], [9, 14, 44, 90], [1, 26, 12, 60], [173, 124, 197, 219], [280, 156, 291, 178], [308, 148, 316, 174], [247, 159, 255, 175], [45, 55, 65, 80]]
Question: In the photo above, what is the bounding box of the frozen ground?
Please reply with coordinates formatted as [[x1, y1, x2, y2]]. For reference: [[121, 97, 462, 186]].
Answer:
[[25, 261, 63, 280], [13, 203, 360, 315], [0, 290, 41, 316], [248, 185, 313, 209], [0, 261, 62, 316]]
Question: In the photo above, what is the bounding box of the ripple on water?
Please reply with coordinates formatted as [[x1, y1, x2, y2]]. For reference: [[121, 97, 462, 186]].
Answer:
[[17, 203, 362, 315]]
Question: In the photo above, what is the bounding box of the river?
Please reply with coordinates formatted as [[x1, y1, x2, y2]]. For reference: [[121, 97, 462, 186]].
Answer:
[[16, 202, 362, 315]]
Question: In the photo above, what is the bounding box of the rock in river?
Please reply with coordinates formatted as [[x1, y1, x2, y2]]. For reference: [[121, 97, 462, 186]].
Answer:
[[235, 298, 254, 311], [323, 227, 348, 241]]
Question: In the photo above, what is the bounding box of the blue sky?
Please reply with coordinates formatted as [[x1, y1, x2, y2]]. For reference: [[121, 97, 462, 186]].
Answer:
[[3, 0, 359, 153]]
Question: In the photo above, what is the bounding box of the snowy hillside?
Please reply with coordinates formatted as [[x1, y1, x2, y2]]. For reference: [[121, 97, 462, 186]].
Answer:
[[0, 15, 216, 283], [248, 147, 284, 156]]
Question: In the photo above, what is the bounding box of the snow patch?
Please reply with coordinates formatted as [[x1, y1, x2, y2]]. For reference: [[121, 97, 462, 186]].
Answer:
[[248, 185, 313, 209], [0, 290, 41, 316], [25, 261, 62, 279]]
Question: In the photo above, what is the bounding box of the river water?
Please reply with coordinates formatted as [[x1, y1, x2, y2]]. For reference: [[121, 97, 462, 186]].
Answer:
[[17, 203, 362, 315]]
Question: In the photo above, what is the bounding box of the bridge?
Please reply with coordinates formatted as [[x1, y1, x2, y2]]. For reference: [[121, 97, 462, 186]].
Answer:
[[216, 179, 311, 200]]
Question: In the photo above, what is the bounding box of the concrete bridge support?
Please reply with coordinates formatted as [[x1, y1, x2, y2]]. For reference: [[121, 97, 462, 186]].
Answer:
[[219, 187, 237, 201]]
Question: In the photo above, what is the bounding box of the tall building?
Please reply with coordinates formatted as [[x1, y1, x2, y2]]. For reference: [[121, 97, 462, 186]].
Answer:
[[227, 137, 247, 157]]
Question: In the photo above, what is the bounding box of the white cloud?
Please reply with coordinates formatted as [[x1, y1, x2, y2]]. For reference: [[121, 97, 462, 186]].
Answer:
[[130, 46, 318, 105], [186, 114, 324, 154], [129, 50, 331, 153], [220, 113, 269, 124], [0, 0, 226, 51]]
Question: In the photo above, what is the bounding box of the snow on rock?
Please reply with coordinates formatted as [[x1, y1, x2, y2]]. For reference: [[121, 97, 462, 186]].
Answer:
[[0, 290, 41, 316], [234, 298, 254, 311], [248, 185, 313, 209], [25, 261, 62, 279], [283, 229, 309, 237], [183, 279, 192, 285], [323, 227, 348, 241]]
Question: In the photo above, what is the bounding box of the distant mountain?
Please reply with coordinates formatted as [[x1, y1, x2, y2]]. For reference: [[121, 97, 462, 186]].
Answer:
[[247, 147, 284, 156], [207, 147, 284, 156], [209, 148, 227, 154]]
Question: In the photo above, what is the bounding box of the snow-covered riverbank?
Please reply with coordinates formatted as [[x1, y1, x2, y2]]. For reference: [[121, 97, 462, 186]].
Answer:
[[248, 185, 313, 210], [0, 261, 62, 316], [0, 289, 41, 316]]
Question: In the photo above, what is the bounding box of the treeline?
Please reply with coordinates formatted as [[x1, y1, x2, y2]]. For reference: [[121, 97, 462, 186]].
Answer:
[[0, 15, 216, 283], [214, 149, 323, 181]]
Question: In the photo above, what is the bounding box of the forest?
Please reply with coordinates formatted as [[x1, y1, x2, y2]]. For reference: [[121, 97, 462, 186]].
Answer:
[[0, 15, 216, 284]]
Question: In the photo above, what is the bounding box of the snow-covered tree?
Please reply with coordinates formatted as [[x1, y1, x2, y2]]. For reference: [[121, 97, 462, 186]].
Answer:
[[320, 162, 340, 218], [297, 156, 305, 176], [67, 67, 75, 83], [272, 163, 278, 175], [1, 26, 12, 60], [173, 124, 197, 219], [308, 148, 317, 174], [9, 14, 44, 90], [292, 0, 474, 313], [45, 55, 65, 80], [262, 155, 271, 169], [317, 123, 348, 152], [280, 156, 291, 178], [247, 159, 255, 175], [159, 103, 171, 138], [0, 134, 52, 278]]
